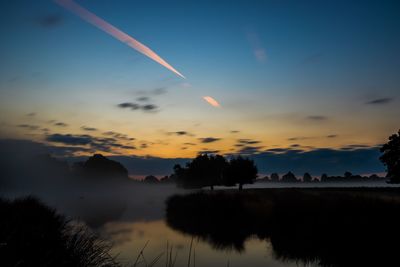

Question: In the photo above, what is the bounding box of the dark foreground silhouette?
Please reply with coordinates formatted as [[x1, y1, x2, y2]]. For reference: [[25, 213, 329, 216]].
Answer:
[[166, 188, 400, 266], [0, 197, 118, 267]]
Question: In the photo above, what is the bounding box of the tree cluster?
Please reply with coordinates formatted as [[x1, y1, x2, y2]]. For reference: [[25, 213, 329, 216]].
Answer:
[[173, 154, 257, 190]]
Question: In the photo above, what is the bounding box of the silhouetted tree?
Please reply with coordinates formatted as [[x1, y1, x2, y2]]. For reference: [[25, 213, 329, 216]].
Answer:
[[380, 129, 400, 183], [174, 154, 228, 189], [321, 173, 328, 182], [270, 173, 280, 182], [344, 171, 353, 179], [281, 171, 298, 183], [143, 175, 159, 183], [224, 156, 257, 190], [303, 172, 312, 183], [79, 154, 128, 179]]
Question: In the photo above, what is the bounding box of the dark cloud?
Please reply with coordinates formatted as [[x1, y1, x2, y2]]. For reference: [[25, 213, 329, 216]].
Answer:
[[167, 131, 194, 137], [307, 115, 328, 121], [290, 144, 301, 147], [46, 133, 136, 153], [117, 102, 158, 112], [237, 139, 261, 145], [46, 134, 92, 146], [36, 14, 64, 27], [54, 122, 68, 127], [118, 102, 140, 110], [327, 134, 338, 138], [230, 130, 240, 134], [81, 126, 97, 132], [199, 137, 221, 143], [365, 98, 393, 105], [287, 136, 312, 141], [103, 131, 134, 141], [198, 150, 220, 154], [184, 142, 196, 146], [26, 112, 36, 117], [141, 104, 158, 111], [17, 124, 39, 130]]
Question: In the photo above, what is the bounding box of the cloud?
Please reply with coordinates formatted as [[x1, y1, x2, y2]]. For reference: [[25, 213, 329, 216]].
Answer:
[[17, 124, 40, 130], [327, 134, 338, 138], [136, 97, 150, 102], [53, 122, 68, 127], [81, 126, 97, 132], [184, 142, 196, 146], [118, 102, 140, 110], [199, 137, 221, 143], [36, 14, 64, 27], [117, 102, 158, 112], [46, 133, 136, 153], [246, 30, 267, 63], [236, 146, 263, 155], [287, 137, 312, 141], [198, 150, 220, 154], [168, 131, 194, 137], [230, 130, 240, 134], [0, 139, 385, 177], [365, 98, 393, 105], [26, 112, 36, 117], [102, 131, 135, 141], [46, 134, 92, 146], [306, 115, 328, 121], [141, 104, 158, 111], [237, 139, 261, 145]]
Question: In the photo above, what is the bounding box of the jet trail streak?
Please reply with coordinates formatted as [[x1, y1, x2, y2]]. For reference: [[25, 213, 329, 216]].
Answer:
[[55, 0, 185, 78]]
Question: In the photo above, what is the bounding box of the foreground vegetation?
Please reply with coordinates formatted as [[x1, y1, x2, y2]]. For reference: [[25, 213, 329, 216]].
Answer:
[[0, 196, 119, 267]]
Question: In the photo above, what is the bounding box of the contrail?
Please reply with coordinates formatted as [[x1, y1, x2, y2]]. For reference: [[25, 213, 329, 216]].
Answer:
[[203, 96, 221, 108], [55, 0, 185, 78]]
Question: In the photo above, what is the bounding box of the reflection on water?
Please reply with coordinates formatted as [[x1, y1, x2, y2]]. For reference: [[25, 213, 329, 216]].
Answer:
[[165, 189, 400, 267], [102, 220, 303, 267]]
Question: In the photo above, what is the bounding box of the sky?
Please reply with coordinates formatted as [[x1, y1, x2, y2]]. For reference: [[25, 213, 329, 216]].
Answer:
[[0, 0, 399, 175]]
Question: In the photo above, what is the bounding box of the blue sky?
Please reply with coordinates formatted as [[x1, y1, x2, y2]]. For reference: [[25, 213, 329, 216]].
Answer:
[[0, 0, 399, 174]]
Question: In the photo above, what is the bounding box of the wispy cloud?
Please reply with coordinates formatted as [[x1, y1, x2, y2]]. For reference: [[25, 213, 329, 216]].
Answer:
[[36, 14, 64, 27], [306, 115, 328, 121], [246, 30, 267, 63], [81, 126, 97, 132], [365, 97, 393, 105]]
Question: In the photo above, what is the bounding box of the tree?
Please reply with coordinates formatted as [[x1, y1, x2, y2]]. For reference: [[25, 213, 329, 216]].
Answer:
[[173, 154, 228, 189], [270, 173, 280, 182], [321, 173, 328, 182], [281, 171, 298, 183], [224, 156, 257, 190], [380, 129, 400, 183], [303, 172, 312, 183]]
